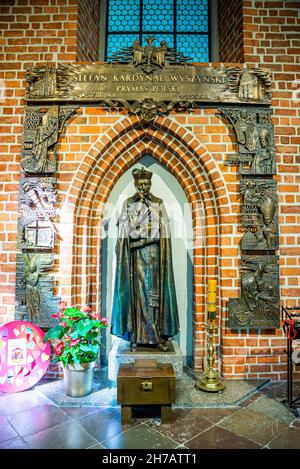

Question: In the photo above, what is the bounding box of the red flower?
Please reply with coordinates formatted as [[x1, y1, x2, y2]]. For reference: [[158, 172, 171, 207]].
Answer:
[[51, 312, 63, 319], [100, 317, 108, 325], [54, 342, 64, 356], [82, 306, 92, 314], [70, 338, 80, 347], [59, 322, 67, 328]]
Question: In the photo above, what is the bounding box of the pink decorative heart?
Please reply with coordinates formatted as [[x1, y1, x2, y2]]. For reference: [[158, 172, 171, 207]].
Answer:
[[15, 377, 23, 387], [20, 325, 25, 334], [41, 353, 49, 363], [13, 328, 20, 337], [28, 376, 36, 387], [32, 350, 40, 359], [27, 355, 34, 363]]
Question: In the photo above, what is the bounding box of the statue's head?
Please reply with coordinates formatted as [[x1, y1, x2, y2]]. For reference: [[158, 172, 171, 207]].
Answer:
[[261, 197, 276, 225], [259, 127, 269, 148], [132, 167, 152, 198]]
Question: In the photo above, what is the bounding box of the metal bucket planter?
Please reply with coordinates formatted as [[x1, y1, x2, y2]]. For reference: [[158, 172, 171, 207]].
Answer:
[[62, 361, 96, 397]]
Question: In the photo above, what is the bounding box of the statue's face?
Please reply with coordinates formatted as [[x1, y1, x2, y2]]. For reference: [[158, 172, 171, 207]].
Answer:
[[263, 215, 272, 225], [135, 179, 151, 198], [260, 134, 267, 147]]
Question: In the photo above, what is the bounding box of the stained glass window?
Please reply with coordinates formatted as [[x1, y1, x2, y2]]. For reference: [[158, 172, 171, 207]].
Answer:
[[105, 0, 210, 62]]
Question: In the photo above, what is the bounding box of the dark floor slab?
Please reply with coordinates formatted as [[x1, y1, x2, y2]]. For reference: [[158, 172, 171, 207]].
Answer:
[[187, 407, 239, 424], [24, 420, 98, 449], [0, 436, 30, 449], [260, 381, 300, 402], [219, 408, 287, 445], [102, 423, 178, 449], [269, 427, 300, 449], [239, 392, 262, 408], [78, 407, 126, 442], [7, 404, 71, 438], [0, 414, 18, 443], [0, 389, 52, 416], [185, 425, 261, 449], [147, 408, 213, 444]]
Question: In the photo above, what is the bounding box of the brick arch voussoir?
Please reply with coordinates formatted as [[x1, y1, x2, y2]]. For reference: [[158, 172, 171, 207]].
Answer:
[[68, 115, 229, 218], [88, 138, 211, 226]]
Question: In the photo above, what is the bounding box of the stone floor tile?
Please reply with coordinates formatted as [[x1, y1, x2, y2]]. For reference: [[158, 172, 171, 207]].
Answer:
[[102, 423, 178, 449], [185, 425, 261, 449], [260, 381, 300, 403], [0, 436, 30, 449], [7, 404, 71, 438], [219, 408, 287, 445], [0, 389, 53, 416], [246, 395, 296, 425], [269, 427, 300, 449], [78, 407, 126, 442], [25, 420, 98, 449], [0, 414, 18, 443], [187, 407, 239, 423], [146, 408, 213, 444], [61, 406, 101, 419]]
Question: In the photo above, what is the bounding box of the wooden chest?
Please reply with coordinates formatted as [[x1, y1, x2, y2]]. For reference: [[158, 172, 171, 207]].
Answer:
[[117, 362, 176, 424]]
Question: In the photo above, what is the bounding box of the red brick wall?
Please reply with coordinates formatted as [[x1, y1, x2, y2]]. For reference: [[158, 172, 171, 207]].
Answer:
[[0, 0, 299, 380], [220, 0, 300, 379], [222, 0, 300, 379], [218, 0, 244, 62], [77, 0, 100, 61], [0, 0, 80, 323]]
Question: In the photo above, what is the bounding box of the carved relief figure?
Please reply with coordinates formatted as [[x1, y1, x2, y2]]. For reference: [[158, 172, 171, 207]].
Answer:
[[251, 127, 276, 174], [111, 167, 180, 351], [234, 109, 258, 152], [16, 253, 59, 327], [241, 179, 278, 251], [254, 198, 277, 250], [23, 254, 41, 322], [238, 69, 260, 100], [229, 256, 279, 329], [27, 66, 57, 98], [21, 107, 58, 173]]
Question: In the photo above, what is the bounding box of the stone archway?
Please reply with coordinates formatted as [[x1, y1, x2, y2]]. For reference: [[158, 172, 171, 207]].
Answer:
[[61, 115, 232, 368]]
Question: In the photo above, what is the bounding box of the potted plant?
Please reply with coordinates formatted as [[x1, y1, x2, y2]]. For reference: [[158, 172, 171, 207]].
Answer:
[[44, 301, 108, 397]]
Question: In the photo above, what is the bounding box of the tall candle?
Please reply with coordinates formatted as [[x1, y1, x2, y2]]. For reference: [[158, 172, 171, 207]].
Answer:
[[207, 279, 217, 320]]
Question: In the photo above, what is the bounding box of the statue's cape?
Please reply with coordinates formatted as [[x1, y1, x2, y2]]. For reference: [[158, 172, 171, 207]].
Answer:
[[111, 193, 179, 340]]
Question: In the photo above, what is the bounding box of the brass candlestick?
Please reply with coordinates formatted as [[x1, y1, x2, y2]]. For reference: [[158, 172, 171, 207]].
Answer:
[[195, 280, 225, 392], [195, 318, 225, 392]]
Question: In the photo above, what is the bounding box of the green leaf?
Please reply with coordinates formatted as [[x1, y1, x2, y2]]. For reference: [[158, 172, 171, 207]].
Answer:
[[76, 319, 98, 337], [63, 308, 85, 319], [44, 325, 63, 341]]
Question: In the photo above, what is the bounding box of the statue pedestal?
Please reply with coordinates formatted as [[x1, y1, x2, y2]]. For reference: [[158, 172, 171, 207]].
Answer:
[[108, 339, 184, 381]]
